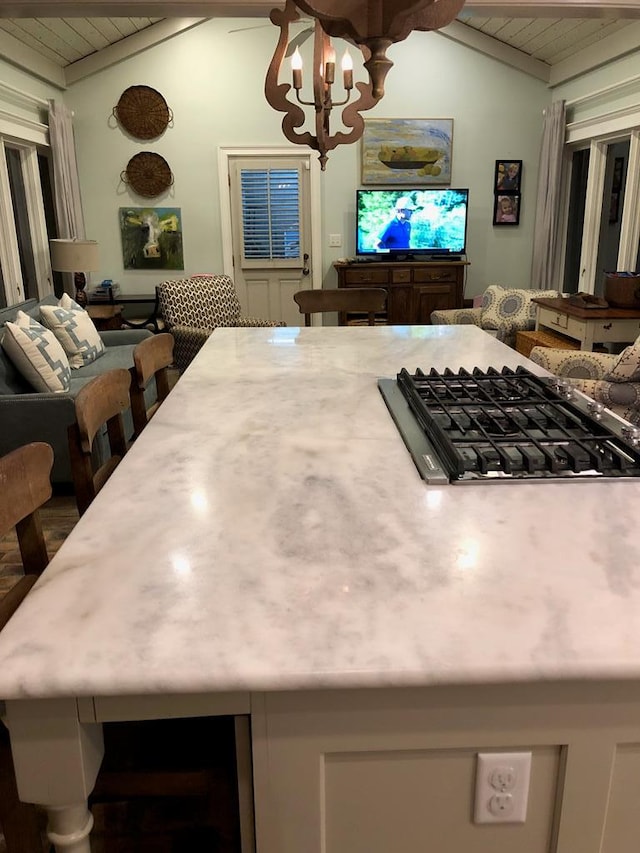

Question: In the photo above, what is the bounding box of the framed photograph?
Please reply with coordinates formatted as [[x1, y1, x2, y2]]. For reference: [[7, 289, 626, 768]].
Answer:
[[119, 207, 184, 270], [361, 118, 453, 185], [495, 160, 522, 193], [494, 194, 520, 226]]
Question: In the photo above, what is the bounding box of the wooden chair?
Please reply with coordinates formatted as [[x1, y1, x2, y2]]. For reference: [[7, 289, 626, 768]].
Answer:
[[68, 369, 131, 516], [293, 287, 387, 326], [0, 441, 55, 852], [130, 332, 175, 438]]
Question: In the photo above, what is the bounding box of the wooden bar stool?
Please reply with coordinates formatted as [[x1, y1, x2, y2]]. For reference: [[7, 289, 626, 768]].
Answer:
[[0, 441, 55, 853], [293, 288, 387, 326], [129, 332, 175, 438], [68, 369, 131, 516]]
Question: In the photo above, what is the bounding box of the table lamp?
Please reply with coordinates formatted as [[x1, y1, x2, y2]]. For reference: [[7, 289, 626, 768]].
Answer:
[[49, 238, 99, 307]]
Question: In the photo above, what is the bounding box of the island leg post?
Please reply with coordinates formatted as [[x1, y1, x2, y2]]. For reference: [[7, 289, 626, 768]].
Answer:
[[5, 698, 104, 853]]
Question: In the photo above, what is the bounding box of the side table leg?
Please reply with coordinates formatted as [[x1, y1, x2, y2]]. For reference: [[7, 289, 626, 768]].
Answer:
[[46, 804, 94, 853], [581, 326, 596, 351]]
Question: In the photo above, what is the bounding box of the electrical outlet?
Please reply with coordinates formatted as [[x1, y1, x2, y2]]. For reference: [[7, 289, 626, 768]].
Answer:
[[474, 752, 531, 824], [329, 233, 342, 247]]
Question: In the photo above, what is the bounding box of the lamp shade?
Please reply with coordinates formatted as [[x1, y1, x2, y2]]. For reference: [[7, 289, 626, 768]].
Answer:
[[50, 239, 99, 272]]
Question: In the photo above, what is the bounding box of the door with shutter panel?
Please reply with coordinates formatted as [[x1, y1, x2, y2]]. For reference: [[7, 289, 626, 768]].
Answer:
[[229, 156, 312, 326]]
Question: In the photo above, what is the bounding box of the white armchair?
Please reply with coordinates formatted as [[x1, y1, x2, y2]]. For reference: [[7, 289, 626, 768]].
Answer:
[[431, 284, 559, 348]]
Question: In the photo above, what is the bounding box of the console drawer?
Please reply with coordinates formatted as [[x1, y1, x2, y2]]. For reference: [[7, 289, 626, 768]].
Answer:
[[413, 267, 457, 283], [344, 268, 390, 285]]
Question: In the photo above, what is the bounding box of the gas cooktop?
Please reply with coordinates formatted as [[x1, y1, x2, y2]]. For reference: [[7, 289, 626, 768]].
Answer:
[[378, 366, 640, 484]]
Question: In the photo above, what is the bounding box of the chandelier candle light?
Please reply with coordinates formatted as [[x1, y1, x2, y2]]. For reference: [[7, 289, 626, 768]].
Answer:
[[265, 0, 465, 169]]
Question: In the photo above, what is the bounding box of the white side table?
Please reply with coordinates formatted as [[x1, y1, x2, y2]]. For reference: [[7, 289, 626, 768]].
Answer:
[[533, 297, 640, 351]]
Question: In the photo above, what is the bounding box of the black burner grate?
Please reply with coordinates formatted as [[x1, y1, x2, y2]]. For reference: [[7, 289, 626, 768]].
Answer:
[[396, 366, 640, 481]]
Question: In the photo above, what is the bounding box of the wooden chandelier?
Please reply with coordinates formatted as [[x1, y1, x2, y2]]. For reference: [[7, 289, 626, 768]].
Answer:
[[265, 0, 465, 169]]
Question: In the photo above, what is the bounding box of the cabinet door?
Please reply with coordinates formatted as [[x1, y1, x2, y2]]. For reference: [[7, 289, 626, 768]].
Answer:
[[387, 286, 413, 324], [414, 285, 455, 324]]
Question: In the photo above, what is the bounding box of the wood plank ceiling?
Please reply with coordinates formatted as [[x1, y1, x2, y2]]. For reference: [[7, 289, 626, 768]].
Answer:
[[0, 13, 635, 69]]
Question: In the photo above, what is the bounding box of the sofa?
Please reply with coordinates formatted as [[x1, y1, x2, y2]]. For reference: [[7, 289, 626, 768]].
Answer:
[[431, 284, 560, 348], [0, 295, 154, 483], [529, 343, 640, 426]]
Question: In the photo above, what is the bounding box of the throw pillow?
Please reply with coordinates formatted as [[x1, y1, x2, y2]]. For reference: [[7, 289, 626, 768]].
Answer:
[[480, 286, 558, 333], [1, 310, 71, 392], [40, 293, 105, 369], [603, 340, 640, 383]]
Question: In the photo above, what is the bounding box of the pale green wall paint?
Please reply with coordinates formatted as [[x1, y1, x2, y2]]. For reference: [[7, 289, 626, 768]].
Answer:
[[2, 19, 551, 298]]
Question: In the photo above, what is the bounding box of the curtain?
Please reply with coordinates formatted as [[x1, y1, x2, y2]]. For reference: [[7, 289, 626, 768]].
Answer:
[[48, 100, 86, 295], [531, 100, 566, 291]]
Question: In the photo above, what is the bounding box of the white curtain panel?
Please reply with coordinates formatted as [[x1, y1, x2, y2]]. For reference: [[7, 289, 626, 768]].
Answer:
[[531, 100, 566, 292], [48, 100, 87, 296]]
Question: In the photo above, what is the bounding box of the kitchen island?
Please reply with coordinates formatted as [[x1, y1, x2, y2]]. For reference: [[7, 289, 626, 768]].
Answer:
[[1, 325, 640, 853]]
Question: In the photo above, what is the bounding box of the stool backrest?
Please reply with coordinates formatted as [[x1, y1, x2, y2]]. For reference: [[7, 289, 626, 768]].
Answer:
[[130, 332, 175, 438], [0, 442, 53, 575], [293, 288, 386, 326], [68, 369, 131, 516]]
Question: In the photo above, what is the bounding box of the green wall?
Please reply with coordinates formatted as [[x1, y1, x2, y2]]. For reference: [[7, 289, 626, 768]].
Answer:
[[2, 18, 552, 298]]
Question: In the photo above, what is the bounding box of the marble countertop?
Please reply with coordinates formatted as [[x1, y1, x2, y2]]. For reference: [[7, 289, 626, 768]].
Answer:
[[0, 324, 639, 701]]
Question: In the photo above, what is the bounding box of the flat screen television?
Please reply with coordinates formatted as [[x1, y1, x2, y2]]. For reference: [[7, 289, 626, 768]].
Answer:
[[356, 187, 469, 259]]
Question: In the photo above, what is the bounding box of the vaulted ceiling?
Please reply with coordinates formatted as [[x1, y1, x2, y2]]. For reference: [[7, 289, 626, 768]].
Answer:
[[1, 1, 640, 88]]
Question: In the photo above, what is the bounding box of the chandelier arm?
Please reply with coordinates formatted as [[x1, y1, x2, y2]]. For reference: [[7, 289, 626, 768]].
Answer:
[[265, 0, 316, 150]]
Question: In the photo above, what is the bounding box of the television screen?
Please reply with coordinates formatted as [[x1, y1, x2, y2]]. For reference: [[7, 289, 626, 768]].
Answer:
[[356, 188, 469, 258]]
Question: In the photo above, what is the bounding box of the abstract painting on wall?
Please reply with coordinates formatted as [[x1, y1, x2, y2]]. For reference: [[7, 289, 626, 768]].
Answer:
[[119, 207, 184, 270], [361, 118, 453, 185]]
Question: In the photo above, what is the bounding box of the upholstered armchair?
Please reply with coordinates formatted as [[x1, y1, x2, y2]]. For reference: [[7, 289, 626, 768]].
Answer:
[[529, 343, 640, 426], [157, 274, 285, 372], [431, 284, 559, 348]]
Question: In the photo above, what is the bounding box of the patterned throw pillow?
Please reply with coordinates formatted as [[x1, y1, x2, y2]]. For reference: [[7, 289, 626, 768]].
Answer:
[[480, 285, 558, 333], [603, 340, 640, 383], [1, 310, 71, 392], [40, 293, 105, 369]]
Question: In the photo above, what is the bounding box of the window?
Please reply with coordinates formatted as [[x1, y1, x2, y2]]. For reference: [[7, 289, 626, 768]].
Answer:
[[563, 113, 640, 295], [239, 167, 302, 265], [0, 136, 54, 307]]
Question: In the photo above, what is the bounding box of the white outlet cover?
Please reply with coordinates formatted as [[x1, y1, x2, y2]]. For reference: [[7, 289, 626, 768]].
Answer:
[[329, 233, 342, 247], [474, 752, 531, 824]]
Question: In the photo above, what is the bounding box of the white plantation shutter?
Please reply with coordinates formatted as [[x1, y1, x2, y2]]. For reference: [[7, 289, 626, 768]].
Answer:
[[239, 167, 302, 267]]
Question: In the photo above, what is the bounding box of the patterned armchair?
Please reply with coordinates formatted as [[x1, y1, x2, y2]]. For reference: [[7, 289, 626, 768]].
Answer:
[[431, 284, 559, 348], [157, 274, 285, 372], [529, 343, 640, 426]]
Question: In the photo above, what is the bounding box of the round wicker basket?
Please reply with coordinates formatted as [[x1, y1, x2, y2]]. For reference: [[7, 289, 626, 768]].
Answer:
[[121, 152, 173, 197], [113, 85, 172, 140]]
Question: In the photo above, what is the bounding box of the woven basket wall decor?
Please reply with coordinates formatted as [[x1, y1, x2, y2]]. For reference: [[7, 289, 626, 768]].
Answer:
[[121, 152, 174, 197], [113, 85, 173, 140]]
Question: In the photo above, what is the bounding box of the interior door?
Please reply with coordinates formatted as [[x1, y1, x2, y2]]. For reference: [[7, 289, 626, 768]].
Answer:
[[229, 156, 312, 326]]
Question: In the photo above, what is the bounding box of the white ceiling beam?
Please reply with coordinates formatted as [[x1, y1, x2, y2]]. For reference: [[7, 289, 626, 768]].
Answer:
[[550, 18, 640, 83], [463, 0, 640, 16], [4, 0, 640, 18], [440, 19, 551, 80], [0, 26, 65, 85], [64, 16, 205, 83]]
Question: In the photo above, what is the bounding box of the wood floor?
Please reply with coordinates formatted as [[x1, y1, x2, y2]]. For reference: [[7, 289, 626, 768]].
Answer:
[[0, 493, 241, 853], [0, 493, 79, 597]]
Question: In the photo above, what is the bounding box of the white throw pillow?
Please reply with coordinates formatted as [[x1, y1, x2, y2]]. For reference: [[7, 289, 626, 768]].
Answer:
[[1, 310, 71, 392], [604, 340, 640, 383], [40, 293, 105, 369]]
